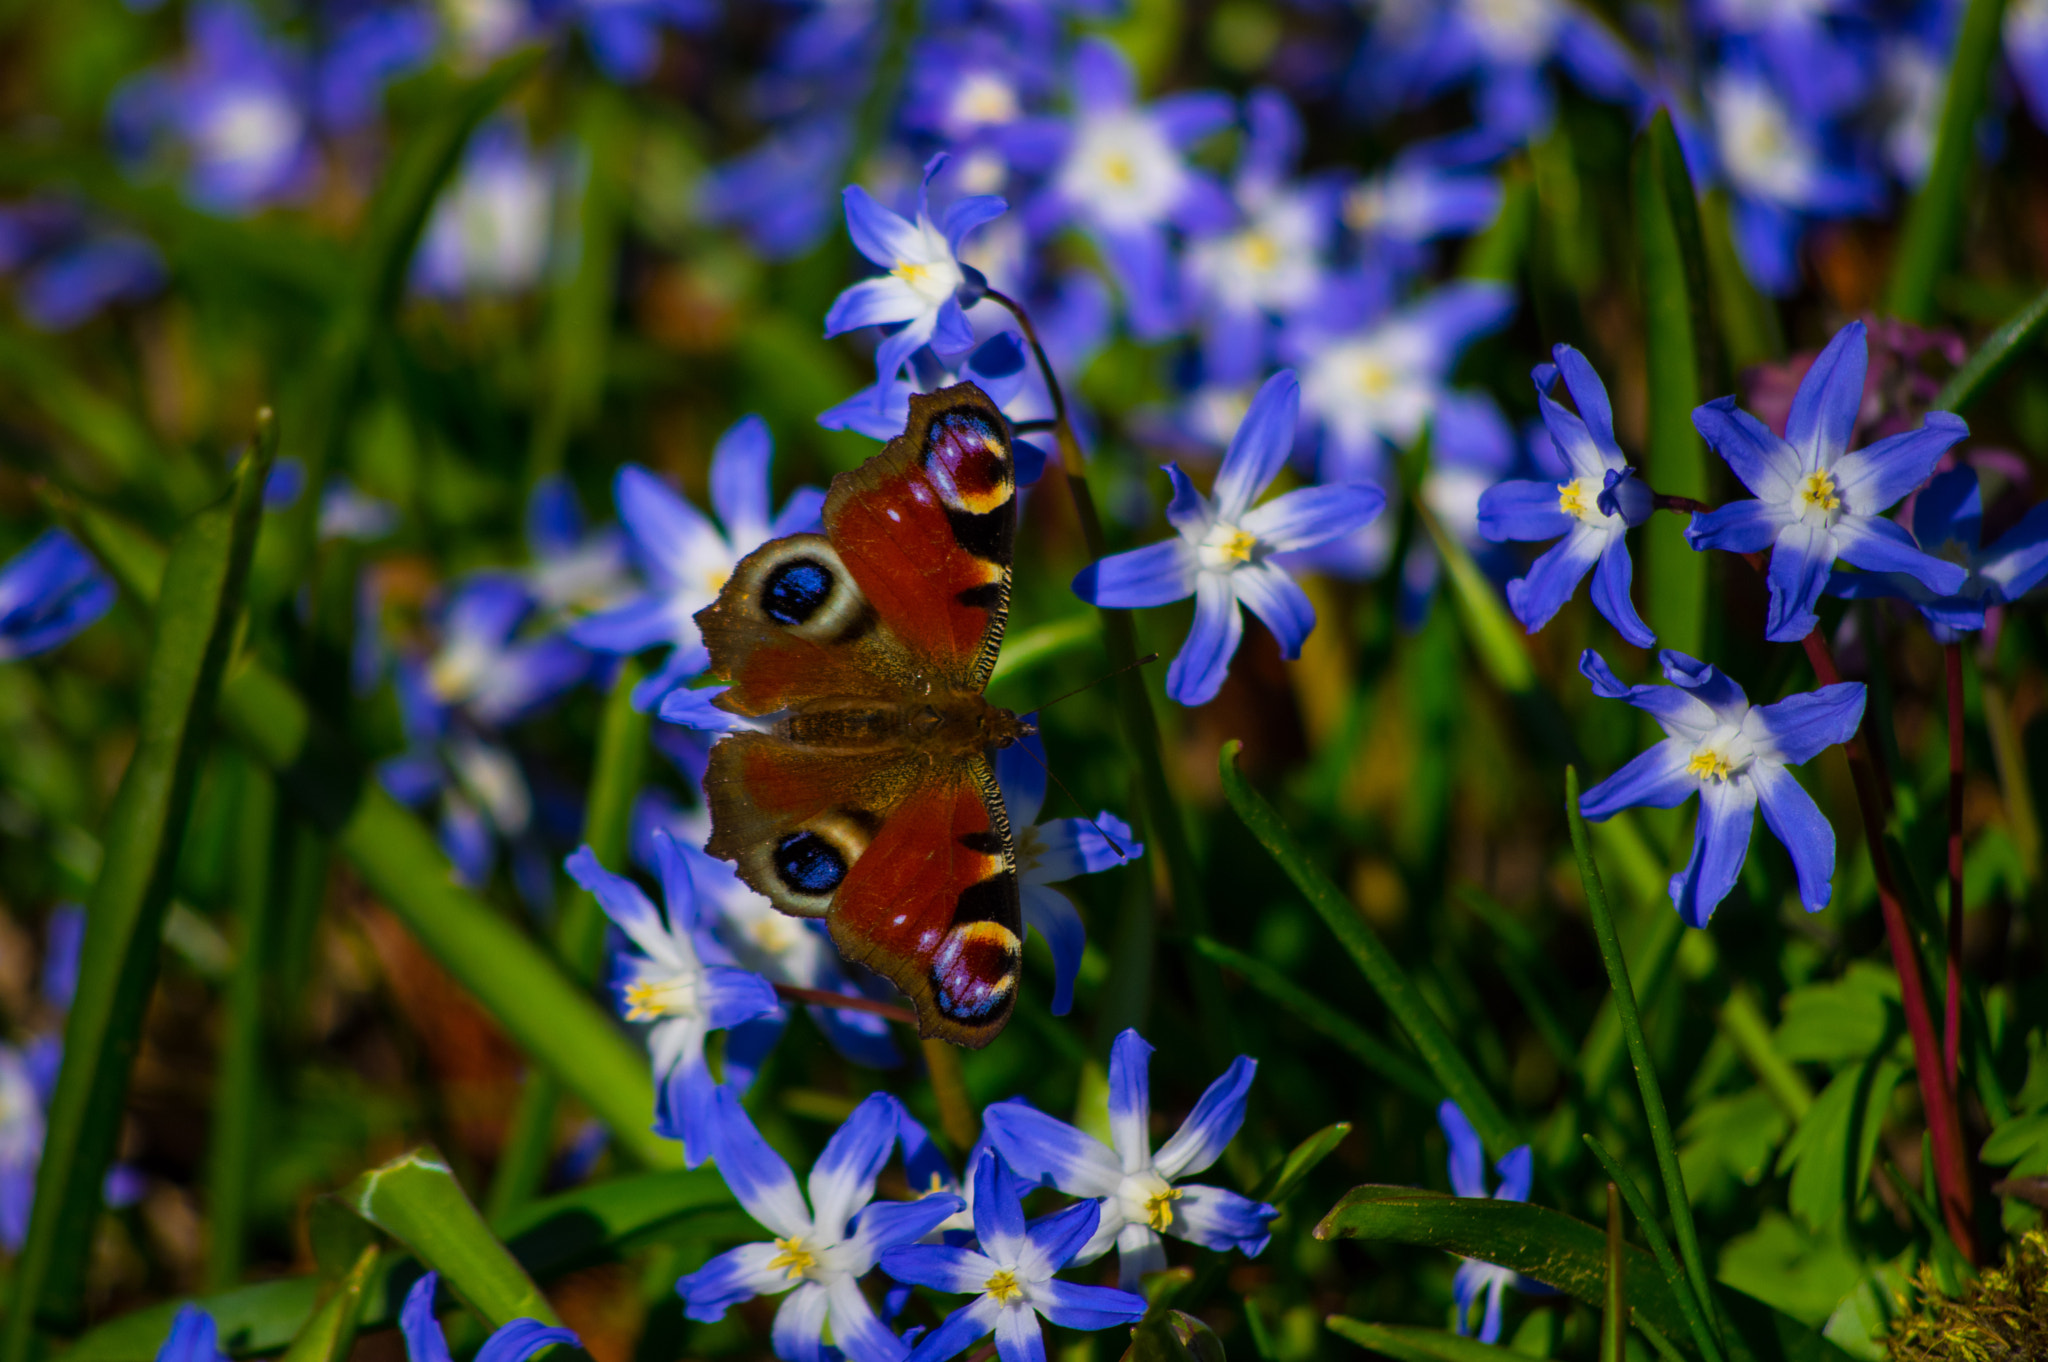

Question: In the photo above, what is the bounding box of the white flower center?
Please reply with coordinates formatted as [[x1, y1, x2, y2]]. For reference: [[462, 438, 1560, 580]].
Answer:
[[1059, 112, 1186, 231], [1462, 0, 1560, 60], [448, 738, 531, 835], [1198, 521, 1261, 573], [1686, 725, 1755, 784], [950, 72, 1020, 130], [1557, 476, 1607, 523], [1794, 468, 1843, 526], [746, 910, 803, 958], [1116, 1169, 1183, 1233], [891, 251, 965, 307], [428, 636, 494, 704], [1711, 78, 1818, 204], [623, 970, 700, 1022], [202, 91, 300, 173], [984, 1267, 1025, 1303]]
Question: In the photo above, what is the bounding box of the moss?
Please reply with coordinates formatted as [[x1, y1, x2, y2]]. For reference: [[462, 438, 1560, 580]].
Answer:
[[1887, 1231, 2048, 1361]]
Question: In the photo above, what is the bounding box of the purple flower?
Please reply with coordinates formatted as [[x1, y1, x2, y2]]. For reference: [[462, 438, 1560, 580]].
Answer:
[[152, 1307, 230, 1362], [315, 5, 436, 132], [817, 331, 1048, 485], [399, 1271, 579, 1362], [881, 1151, 1150, 1362], [0, 202, 163, 331], [413, 120, 556, 298], [0, 529, 115, 662], [1072, 371, 1384, 706], [1686, 321, 1967, 642], [1438, 1101, 1536, 1343], [546, 0, 716, 83], [1478, 346, 1654, 646], [1578, 649, 1865, 926]]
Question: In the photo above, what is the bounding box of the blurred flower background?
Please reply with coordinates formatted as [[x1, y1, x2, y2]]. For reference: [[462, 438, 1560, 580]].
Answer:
[[5, 0, 2048, 1357]]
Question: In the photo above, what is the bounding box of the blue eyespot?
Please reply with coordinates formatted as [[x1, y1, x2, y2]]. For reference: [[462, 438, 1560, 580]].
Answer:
[[762, 559, 833, 626], [774, 831, 846, 895]]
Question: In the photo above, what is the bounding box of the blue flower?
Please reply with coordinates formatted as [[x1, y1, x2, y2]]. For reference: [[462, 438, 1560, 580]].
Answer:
[[0, 201, 163, 332], [1073, 370, 1384, 706], [677, 1089, 962, 1362], [982, 1029, 1277, 1289], [700, 117, 853, 261], [1437, 1101, 1536, 1343], [1340, 149, 1503, 282], [109, 1, 315, 214], [0, 1044, 47, 1253], [414, 120, 556, 298], [1578, 649, 1866, 926], [406, 574, 590, 731], [2008, 0, 2048, 132], [565, 834, 780, 1165], [1478, 346, 1655, 647], [882, 1150, 1150, 1362], [400, 1270, 580, 1362], [1695, 0, 1872, 121], [545, 0, 716, 83], [152, 1306, 230, 1362], [1826, 466, 2048, 642], [1028, 38, 1235, 339], [825, 155, 1006, 393], [523, 475, 636, 629], [817, 332, 1049, 486], [314, 5, 436, 133], [572, 417, 825, 710], [992, 721, 1140, 1017], [1685, 320, 1968, 642], [0, 529, 115, 662]]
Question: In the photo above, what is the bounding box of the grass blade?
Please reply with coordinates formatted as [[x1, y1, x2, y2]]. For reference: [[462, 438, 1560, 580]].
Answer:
[[1585, 1136, 1725, 1362], [206, 756, 278, 1290], [1325, 1318, 1520, 1362], [1603, 1183, 1627, 1362], [3, 412, 277, 1351], [1934, 284, 2048, 415], [1564, 768, 1717, 1350], [278, 1246, 379, 1362], [345, 1149, 561, 1327], [1219, 741, 1517, 1155]]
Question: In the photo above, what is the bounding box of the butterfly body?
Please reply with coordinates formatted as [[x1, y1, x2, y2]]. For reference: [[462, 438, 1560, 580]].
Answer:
[[695, 383, 1030, 1047]]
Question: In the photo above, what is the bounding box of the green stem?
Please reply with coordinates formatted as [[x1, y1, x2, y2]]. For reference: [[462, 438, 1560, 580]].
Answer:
[[1885, 0, 2009, 321], [1220, 740, 1517, 1156], [1583, 1135, 1726, 1362], [205, 756, 278, 1291], [1564, 768, 1717, 1348], [1717, 987, 1814, 1121], [486, 656, 650, 1221], [1602, 1183, 1626, 1362], [1935, 284, 2048, 414]]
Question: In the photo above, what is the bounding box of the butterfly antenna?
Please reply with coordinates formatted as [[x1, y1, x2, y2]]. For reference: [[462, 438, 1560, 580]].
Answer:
[[1006, 737, 1132, 862], [1030, 652, 1162, 714]]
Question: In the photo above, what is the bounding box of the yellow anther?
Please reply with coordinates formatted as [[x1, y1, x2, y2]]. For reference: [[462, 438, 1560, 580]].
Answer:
[[1798, 469, 1841, 514], [1102, 154, 1135, 186], [769, 1237, 816, 1281], [1557, 481, 1590, 518], [1145, 1187, 1185, 1232], [1216, 528, 1258, 564], [892, 261, 932, 289], [1351, 358, 1392, 396], [1241, 232, 1281, 271], [1686, 750, 1735, 782], [622, 981, 670, 1022], [984, 1269, 1024, 1304]]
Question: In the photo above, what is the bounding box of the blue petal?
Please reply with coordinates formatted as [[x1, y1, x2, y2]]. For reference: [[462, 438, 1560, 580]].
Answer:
[[969, 1148, 1030, 1263], [941, 195, 1007, 256], [1020, 1198, 1103, 1276], [1232, 564, 1316, 660], [658, 685, 739, 732], [880, 1243, 996, 1294], [1438, 1100, 1487, 1199], [475, 1321, 581, 1362], [1477, 480, 1572, 544], [1153, 1055, 1256, 1180], [656, 1058, 720, 1168], [771, 488, 828, 538], [1684, 498, 1787, 555], [703, 966, 783, 1031], [1832, 414, 1968, 516], [1690, 398, 1799, 502], [849, 1195, 967, 1261], [1239, 483, 1385, 553], [1579, 741, 1696, 821], [1832, 516, 1967, 595], [1981, 501, 2048, 600], [808, 1092, 903, 1237], [993, 1301, 1047, 1362], [1763, 522, 1835, 643], [570, 595, 679, 655], [1505, 526, 1602, 635], [1752, 764, 1837, 913], [1656, 650, 1753, 723], [1589, 535, 1654, 648], [1493, 1146, 1533, 1203], [1021, 885, 1085, 1017], [1578, 650, 1719, 738], [710, 416, 774, 543], [705, 1086, 812, 1239], [1171, 1184, 1279, 1254], [1910, 467, 1982, 551], [772, 1281, 833, 1362], [841, 184, 921, 268], [1029, 1277, 1148, 1330], [995, 723, 1048, 825], [902, 1296, 1002, 1362], [1096, 225, 1179, 340], [1784, 321, 1867, 467], [1162, 463, 1211, 536], [615, 465, 722, 590], [932, 297, 975, 355], [1748, 683, 1866, 767], [1155, 90, 1235, 147], [1072, 539, 1199, 608], [1669, 778, 1758, 927], [1107, 1029, 1153, 1169], [41, 904, 83, 1012], [981, 1099, 1122, 1197], [1213, 370, 1301, 521], [827, 1274, 912, 1362], [564, 844, 668, 956], [1071, 37, 1134, 112], [400, 1274, 453, 1362], [1165, 574, 1243, 707]]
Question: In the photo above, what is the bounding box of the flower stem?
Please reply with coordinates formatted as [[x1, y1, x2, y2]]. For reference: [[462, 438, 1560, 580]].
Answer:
[[775, 984, 915, 1025], [983, 288, 1228, 1057], [1945, 642, 1967, 1092], [1802, 627, 1978, 1263]]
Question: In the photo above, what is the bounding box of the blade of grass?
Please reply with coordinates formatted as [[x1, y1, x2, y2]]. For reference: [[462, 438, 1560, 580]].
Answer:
[[1565, 767, 1717, 1350], [278, 1246, 380, 1362], [1186, 935, 1439, 1104], [1584, 1136, 1725, 1362], [1603, 1183, 1626, 1362], [1219, 740, 1517, 1155], [346, 1149, 561, 1327], [1935, 284, 2048, 414], [3, 413, 277, 1352], [487, 655, 651, 1220], [1885, 0, 2009, 322], [1717, 986, 1814, 1121]]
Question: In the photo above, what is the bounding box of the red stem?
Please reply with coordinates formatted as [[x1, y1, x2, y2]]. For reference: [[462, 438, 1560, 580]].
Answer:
[[1945, 643, 1966, 1093], [1803, 630, 1978, 1263], [774, 983, 917, 1026]]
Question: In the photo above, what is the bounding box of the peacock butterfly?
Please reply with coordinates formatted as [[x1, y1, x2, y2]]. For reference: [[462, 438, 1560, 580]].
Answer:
[[694, 382, 1032, 1048]]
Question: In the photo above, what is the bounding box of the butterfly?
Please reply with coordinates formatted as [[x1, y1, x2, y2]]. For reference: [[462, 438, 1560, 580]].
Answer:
[[694, 382, 1032, 1048]]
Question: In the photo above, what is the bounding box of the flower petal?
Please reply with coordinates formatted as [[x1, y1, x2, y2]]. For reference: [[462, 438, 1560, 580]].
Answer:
[[1165, 573, 1244, 707], [1213, 370, 1301, 521], [825, 276, 926, 337], [1578, 740, 1697, 821], [705, 1087, 813, 1239], [709, 416, 774, 545], [1910, 466, 1982, 549], [1029, 1278, 1149, 1331], [1162, 463, 1211, 537], [1109, 1221, 1165, 1285], [1505, 525, 1602, 635], [1239, 483, 1386, 553], [1832, 516, 1967, 596], [1017, 1198, 1103, 1279], [841, 185, 925, 268], [1589, 534, 1654, 648], [1477, 480, 1573, 544], [564, 844, 672, 961], [1438, 1101, 1487, 1198], [400, 1275, 453, 1362], [1751, 763, 1838, 913], [1763, 522, 1836, 643], [1831, 413, 1967, 515], [1551, 345, 1619, 457], [1021, 886, 1085, 1017], [616, 465, 722, 589], [848, 1196, 968, 1268], [992, 1303, 1047, 1362], [772, 1281, 833, 1362], [970, 1149, 1031, 1263], [1153, 1056, 1257, 1181], [1493, 1146, 1533, 1203], [475, 1321, 581, 1362], [1683, 497, 1788, 554], [1170, 1184, 1278, 1255], [904, 1296, 1003, 1362], [1746, 683, 1866, 767], [1691, 398, 1799, 502], [826, 1272, 908, 1362], [1107, 1030, 1153, 1174], [880, 1243, 996, 1295], [941, 194, 1008, 256], [676, 1241, 790, 1320], [1669, 777, 1758, 927], [981, 1100, 1122, 1198], [809, 1092, 903, 1237], [1232, 563, 1316, 660], [702, 966, 783, 1031], [1072, 539, 1199, 609], [1784, 321, 1867, 469], [1981, 501, 2048, 600]]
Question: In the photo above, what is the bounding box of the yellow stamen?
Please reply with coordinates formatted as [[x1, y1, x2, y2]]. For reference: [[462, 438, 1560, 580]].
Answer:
[[1145, 1187, 1185, 1232], [1558, 481, 1590, 518], [892, 261, 932, 289], [1686, 750, 1735, 782], [984, 1269, 1024, 1304], [1798, 469, 1841, 514], [1241, 233, 1280, 271], [769, 1237, 816, 1281], [1102, 154, 1134, 186], [1215, 528, 1257, 563], [1351, 359, 1392, 396], [622, 981, 670, 1022]]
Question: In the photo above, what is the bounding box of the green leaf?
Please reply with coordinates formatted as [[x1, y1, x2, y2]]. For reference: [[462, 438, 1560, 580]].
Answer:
[[1123, 1310, 1226, 1362], [344, 1149, 558, 1327], [1413, 503, 1533, 697], [1980, 1110, 2048, 1165], [1255, 1123, 1354, 1205], [3, 414, 277, 1351], [989, 613, 1101, 688], [1884, 0, 2009, 321], [1219, 741, 1517, 1156], [1775, 1060, 1903, 1232], [1934, 284, 2048, 415], [1632, 108, 1710, 659], [278, 1246, 379, 1362], [1316, 1188, 1857, 1362], [1774, 966, 1900, 1065], [1327, 1318, 1524, 1362]]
